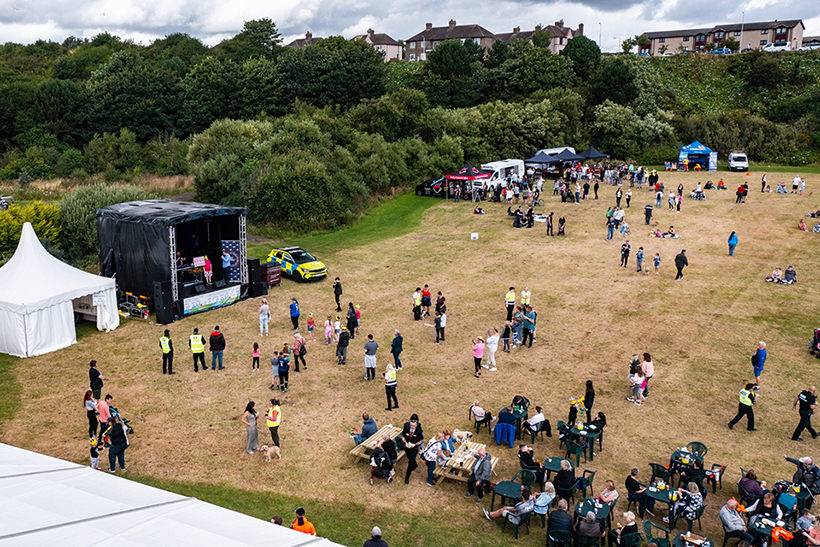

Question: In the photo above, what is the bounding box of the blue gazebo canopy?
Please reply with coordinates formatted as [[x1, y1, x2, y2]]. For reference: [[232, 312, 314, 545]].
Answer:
[[679, 141, 712, 155]]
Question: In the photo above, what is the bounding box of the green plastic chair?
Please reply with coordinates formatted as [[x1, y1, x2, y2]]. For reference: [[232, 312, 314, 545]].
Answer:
[[579, 470, 597, 499], [502, 510, 532, 539], [565, 439, 587, 467], [576, 534, 600, 547], [518, 455, 545, 487], [530, 420, 548, 443], [650, 463, 671, 485], [684, 504, 706, 532], [619, 532, 643, 547], [709, 464, 726, 493], [737, 481, 762, 506], [686, 442, 708, 457], [556, 420, 568, 449], [778, 492, 798, 523], [643, 520, 671, 547], [469, 406, 490, 434], [547, 529, 572, 547], [512, 469, 537, 489]]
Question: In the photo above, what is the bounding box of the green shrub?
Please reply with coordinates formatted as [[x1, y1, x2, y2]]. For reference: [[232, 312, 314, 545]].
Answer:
[[0, 202, 61, 263]]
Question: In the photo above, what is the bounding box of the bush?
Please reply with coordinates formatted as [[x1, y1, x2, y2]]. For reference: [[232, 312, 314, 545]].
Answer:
[[59, 183, 160, 261], [0, 202, 61, 263]]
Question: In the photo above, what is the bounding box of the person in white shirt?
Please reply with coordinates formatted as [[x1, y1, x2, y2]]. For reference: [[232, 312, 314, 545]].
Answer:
[[794, 175, 802, 193], [523, 406, 546, 431], [486, 328, 499, 371]]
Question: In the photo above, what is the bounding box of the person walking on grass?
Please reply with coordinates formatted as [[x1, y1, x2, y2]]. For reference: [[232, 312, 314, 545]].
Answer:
[[159, 330, 174, 374], [486, 328, 499, 371], [209, 326, 225, 370], [728, 232, 739, 257], [364, 334, 379, 381], [752, 342, 766, 391], [792, 386, 818, 442], [289, 298, 300, 330], [252, 342, 260, 371], [384, 364, 399, 411], [654, 253, 661, 275], [636, 247, 644, 273], [675, 250, 688, 280], [391, 330, 403, 370], [625, 189, 632, 208], [292, 332, 307, 372], [620, 241, 631, 268], [728, 383, 756, 431], [644, 204, 653, 225], [522, 307, 536, 348], [439, 310, 447, 341], [332, 277, 343, 312], [473, 337, 485, 378], [501, 321, 512, 353], [259, 298, 270, 335], [337, 328, 350, 365], [606, 216, 616, 241], [616, 188, 622, 208], [323, 315, 333, 345], [434, 313, 442, 343]]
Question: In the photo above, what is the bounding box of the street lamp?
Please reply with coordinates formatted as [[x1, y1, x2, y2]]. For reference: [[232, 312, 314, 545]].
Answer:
[[598, 22, 602, 50], [740, 11, 745, 52]]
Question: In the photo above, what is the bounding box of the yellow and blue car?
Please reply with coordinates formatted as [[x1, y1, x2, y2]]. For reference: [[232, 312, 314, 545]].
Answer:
[[267, 246, 328, 282]]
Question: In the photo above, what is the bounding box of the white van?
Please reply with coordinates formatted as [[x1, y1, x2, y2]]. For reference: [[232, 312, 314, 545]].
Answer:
[[481, 159, 525, 188], [727, 151, 749, 172]]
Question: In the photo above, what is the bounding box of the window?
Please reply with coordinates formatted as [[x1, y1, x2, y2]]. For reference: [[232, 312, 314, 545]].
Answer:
[[659, 38, 665, 43], [421, 40, 426, 48], [683, 36, 689, 42], [376, 45, 382, 51], [409, 53, 416, 61], [433, 41, 440, 46], [714, 31, 724, 40], [760, 40, 767, 45], [734, 31, 741, 36], [408, 41, 415, 49], [474, 38, 480, 44], [761, 30, 768, 34], [420, 53, 426, 61]]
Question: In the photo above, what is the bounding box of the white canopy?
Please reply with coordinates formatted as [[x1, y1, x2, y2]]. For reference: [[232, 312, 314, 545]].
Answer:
[[0, 222, 119, 358], [0, 443, 346, 546]]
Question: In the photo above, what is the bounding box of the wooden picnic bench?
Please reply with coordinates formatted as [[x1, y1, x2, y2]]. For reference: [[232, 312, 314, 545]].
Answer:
[[433, 441, 499, 485], [348, 425, 404, 462]]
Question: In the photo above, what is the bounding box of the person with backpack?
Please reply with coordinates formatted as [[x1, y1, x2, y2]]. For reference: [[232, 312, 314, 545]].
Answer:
[[291, 333, 307, 372]]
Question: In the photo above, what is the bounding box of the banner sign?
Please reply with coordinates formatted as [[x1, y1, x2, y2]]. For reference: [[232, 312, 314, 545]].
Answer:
[[221, 240, 242, 283], [92, 292, 107, 306], [708, 152, 718, 171], [183, 285, 240, 316], [677, 151, 688, 170]]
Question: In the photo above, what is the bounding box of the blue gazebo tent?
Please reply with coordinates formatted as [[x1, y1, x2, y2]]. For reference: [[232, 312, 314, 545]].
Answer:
[[524, 151, 560, 165], [678, 141, 717, 171]]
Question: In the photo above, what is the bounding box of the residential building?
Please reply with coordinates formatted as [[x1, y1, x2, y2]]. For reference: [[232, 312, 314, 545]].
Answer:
[[803, 35, 820, 46], [496, 21, 584, 54], [642, 19, 804, 55], [353, 28, 402, 61], [287, 31, 323, 48], [405, 20, 496, 62]]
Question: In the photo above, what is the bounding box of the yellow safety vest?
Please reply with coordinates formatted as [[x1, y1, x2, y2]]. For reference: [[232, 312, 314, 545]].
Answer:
[[505, 291, 515, 305], [267, 405, 281, 427], [521, 291, 531, 305], [386, 370, 396, 384], [413, 293, 421, 306], [190, 335, 204, 353], [160, 336, 171, 354], [739, 389, 753, 406]]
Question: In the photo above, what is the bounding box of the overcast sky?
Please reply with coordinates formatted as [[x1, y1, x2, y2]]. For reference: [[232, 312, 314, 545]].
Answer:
[[0, 0, 817, 51]]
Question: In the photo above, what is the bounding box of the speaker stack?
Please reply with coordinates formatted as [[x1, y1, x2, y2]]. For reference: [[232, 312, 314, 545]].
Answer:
[[247, 258, 267, 297], [153, 280, 175, 325]]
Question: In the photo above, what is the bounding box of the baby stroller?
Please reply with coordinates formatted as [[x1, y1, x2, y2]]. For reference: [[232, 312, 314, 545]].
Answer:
[[369, 447, 394, 485], [810, 329, 820, 357], [109, 406, 134, 434]]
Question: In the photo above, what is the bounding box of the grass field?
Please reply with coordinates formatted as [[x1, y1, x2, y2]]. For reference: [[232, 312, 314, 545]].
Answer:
[[2, 170, 820, 546]]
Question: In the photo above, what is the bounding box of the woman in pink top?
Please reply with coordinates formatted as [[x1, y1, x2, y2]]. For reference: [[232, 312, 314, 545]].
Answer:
[[203, 256, 212, 284], [641, 353, 654, 398], [472, 336, 485, 378]]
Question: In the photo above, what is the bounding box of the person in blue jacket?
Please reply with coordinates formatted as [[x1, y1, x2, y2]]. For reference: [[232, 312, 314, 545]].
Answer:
[[728, 232, 739, 256], [752, 341, 766, 391], [289, 298, 300, 330]]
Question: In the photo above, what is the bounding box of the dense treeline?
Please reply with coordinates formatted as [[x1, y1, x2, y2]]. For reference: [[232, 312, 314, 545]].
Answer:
[[1, 21, 819, 228]]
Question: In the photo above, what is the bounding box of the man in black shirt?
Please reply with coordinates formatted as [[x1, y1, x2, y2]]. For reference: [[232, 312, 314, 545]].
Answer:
[[792, 385, 818, 441], [547, 499, 573, 532], [675, 250, 688, 280], [89, 360, 104, 400], [380, 434, 398, 465], [625, 468, 655, 516], [332, 277, 343, 312]]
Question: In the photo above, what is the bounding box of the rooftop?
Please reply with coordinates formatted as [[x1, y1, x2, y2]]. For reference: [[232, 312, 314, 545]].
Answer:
[[407, 20, 496, 42]]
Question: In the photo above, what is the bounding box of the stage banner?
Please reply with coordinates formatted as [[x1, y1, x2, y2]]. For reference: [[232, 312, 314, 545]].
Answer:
[[677, 150, 688, 170], [708, 152, 718, 171], [184, 285, 241, 315], [221, 240, 242, 283]]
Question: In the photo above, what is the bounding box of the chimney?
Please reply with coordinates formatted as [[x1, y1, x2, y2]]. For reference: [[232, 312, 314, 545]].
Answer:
[[513, 26, 520, 33], [577, 23, 584, 36], [555, 19, 564, 28], [367, 28, 374, 37], [449, 19, 457, 29], [535, 24, 542, 32], [426, 22, 433, 30], [305, 31, 312, 40]]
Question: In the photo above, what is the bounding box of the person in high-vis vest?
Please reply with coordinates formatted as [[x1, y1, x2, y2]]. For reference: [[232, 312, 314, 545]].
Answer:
[[267, 398, 281, 447], [189, 328, 206, 372], [384, 364, 399, 411], [505, 287, 516, 321], [412, 288, 422, 321], [728, 382, 757, 431], [160, 329, 174, 375], [520, 287, 531, 307]]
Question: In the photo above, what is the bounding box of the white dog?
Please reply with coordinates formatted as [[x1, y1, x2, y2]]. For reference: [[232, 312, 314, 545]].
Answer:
[[260, 444, 281, 461], [452, 429, 472, 443]]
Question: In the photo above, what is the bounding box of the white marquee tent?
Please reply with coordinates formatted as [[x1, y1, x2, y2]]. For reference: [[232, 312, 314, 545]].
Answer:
[[0, 222, 119, 358], [0, 443, 346, 546]]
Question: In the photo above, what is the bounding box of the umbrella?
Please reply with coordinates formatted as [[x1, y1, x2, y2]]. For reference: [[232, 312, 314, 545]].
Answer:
[[579, 147, 610, 160]]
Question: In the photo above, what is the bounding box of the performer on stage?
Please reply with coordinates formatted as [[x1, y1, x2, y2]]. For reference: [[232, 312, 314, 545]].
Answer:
[[204, 256, 212, 284], [176, 252, 185, 267], [221, 250, 231, 284]]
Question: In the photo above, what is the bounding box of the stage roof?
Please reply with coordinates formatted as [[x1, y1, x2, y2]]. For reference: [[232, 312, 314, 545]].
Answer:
[[97, 200, 248, 227]]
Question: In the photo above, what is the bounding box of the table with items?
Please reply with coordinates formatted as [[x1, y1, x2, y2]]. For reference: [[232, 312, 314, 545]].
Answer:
[[432, 441, 498, 485], [491, 480, 524, 512], [670, 449, 704, 473], [751, 517, 793, 545], [348, 425, 404, 463], [640, 482, 676, 520], [574, 497, 612, 532], [567, 422, 602, 462], [672, 531, 713, 547]]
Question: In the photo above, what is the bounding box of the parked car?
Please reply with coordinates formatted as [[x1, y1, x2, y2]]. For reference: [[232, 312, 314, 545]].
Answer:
[[267, 247, 327, 282], [415, 176, 449, 197], [709, 47, 732, 55], [798, 44, 820, 51], [661, 51, 676, 57], [762, 42, 790, 52], [727, 151, 749, 172]]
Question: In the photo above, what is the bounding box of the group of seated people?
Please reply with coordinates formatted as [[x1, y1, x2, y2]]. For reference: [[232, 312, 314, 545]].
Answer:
[[650, 226, 677, 238], [766, 265, 798, 284], [798, 218, 820, 232]]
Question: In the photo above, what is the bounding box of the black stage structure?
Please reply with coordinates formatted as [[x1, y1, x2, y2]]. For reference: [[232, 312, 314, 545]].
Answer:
[[97, 200, 251, 324]]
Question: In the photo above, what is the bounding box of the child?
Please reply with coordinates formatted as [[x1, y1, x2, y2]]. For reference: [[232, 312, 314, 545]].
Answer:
[[355, 305, 362, 335], [252, 342, 260, 371], [797, 509, 815, 532], [278, 349, 290, 392], [434, 313, 442, 343], [90, 438, 103, 469], [636, 247, 644, 273], [323, 315, 333, 345], [501, 321, 512, 353], [333, 316, 341, 342], [654, 253, 661, 275], [306, 314, 315, 342], [270, 352, 279, 390], [620, 221, 630, 241]]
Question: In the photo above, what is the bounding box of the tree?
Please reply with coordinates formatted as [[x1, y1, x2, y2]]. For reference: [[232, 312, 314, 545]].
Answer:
[[144, 33, 209, 66], [621, 37, 635, 53], [424, 39, 474, 80], [719, 37, 740, 52], [61, 36, 88, 50], [659, 44, 669, 55], [241, 18, 282, 51], [634, 34, 650, 49], [213, 19, 283, 61], [32, 79, 89, 146], [485, 40, 512, 69], [589, 57, 638, 106], [532, 27, 552, 49], [422, 40, 487, 108], [513, 46, 576, 96], [560, 35, 601, 80], [178, 56, 241, 134], [743, 50, 785, 90]]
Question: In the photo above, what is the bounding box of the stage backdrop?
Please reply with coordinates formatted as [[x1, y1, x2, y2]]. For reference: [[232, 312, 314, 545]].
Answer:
[[221, 240, 242, 283]]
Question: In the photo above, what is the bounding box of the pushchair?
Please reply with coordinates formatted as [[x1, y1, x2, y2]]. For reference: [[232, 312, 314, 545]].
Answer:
[[810, 329, 820, 357], [109, 406, 134, 434], [369, 447, 394, 485]]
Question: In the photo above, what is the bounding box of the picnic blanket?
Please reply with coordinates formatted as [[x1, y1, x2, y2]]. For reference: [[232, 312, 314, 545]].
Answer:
[[649, 232, 681, 239]]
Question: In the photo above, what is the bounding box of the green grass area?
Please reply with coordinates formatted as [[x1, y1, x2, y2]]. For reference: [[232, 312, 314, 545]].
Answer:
[[129, 474, 525, 547], [0, 353, 21, 434], [248, 192, 439, 259], [646, 164, 820, 174]]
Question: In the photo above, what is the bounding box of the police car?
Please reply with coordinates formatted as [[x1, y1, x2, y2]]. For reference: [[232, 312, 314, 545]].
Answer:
[[267, 246, 328, 282]]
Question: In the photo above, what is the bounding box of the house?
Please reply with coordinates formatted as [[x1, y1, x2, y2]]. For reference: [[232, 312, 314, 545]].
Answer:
[[495, 21, 584, 54], [353, 28, 402, 61], [405, 20, 496, 62], [287, 31, 323, 48], [642, 19, 804, 55]]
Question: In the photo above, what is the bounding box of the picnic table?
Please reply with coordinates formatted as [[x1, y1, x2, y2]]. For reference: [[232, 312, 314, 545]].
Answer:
[[751, 517, 791, 543], [640, 484, 675, 520], [348, 425, 404, 463], [672, 532, 713, 547], [432, 441, 499, 485], [670, 449, 703, 471], [491, 480, 523, 511], [568, 423, 602, 461], [542, 456, 565, 480], [574, 497, 612, 532]]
